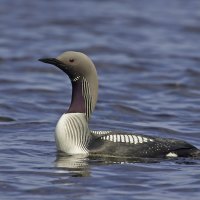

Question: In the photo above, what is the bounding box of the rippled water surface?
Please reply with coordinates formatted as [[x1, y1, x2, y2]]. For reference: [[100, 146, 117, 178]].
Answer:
[[1, 0, 200, 199]]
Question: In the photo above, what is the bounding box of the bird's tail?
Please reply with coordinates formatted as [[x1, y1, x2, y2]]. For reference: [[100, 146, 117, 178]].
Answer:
[[191, 149, 200, 158]]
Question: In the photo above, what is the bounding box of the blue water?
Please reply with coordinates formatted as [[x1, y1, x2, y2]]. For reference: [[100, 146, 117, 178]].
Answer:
[[1, 0, 200, 199]]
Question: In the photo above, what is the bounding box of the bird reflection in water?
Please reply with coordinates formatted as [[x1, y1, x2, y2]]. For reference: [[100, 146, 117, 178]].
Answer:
[[55, 153, 90, 177], [55, 152, 164, 177]]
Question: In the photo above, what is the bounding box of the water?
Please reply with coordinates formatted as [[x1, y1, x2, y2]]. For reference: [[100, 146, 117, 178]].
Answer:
[[1, 0, 200, 199]]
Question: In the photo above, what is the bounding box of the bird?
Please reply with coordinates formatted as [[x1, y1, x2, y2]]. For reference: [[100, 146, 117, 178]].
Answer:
[[39, 51, 200, 159]]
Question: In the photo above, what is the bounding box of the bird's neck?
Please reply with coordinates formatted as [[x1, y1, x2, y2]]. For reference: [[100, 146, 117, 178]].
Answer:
[[67, 77, 96, 120], [67, 79, 85, 114]]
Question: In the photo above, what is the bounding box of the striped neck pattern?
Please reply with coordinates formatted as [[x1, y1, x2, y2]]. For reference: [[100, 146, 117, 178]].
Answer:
[[82, 77, 93, 120], [68, 77, 93, 121]]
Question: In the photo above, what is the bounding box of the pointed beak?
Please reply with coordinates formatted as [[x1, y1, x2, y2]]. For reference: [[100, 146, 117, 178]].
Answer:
[[38, 58, 65, 67], [38, 57, 68, 73]]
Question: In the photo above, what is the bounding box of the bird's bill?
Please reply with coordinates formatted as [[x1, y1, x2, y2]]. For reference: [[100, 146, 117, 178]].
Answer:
[[38, 58, 65, 67], [38, 57, 74, 78]]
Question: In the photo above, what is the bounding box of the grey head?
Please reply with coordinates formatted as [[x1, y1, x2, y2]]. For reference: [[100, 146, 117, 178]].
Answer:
[[39, 51, 98, 120]]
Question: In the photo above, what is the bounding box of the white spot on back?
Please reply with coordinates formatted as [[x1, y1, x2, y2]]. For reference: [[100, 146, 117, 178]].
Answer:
[[113, 135, 117, 142], [128, 135, 134, 143], [92, 131, 111, 135], [143, 137, 148, 142], [133, 135, 138, 144], [100, 133, 155, 144], [124, 135, 129, 143], [106, 135, 110, 140], [109, 135, 113, 142], [137, 136, 143, 143], [117, 135, 121, 142], [121, 135, 125, 142], [166, 152, 178, 157]]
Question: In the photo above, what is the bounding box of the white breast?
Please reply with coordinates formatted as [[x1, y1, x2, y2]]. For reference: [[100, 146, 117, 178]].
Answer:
[[55, 113, 90, 155]]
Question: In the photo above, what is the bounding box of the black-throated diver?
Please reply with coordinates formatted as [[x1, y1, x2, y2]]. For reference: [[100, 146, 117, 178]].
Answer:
[[39, 51, 200, 158]]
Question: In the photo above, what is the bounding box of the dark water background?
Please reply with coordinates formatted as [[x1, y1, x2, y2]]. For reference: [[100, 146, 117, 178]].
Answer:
[[1, 0, 200, 199]]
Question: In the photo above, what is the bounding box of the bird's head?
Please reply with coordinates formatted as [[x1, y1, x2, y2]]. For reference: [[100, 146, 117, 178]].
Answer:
[[39, 51, 98, 119]]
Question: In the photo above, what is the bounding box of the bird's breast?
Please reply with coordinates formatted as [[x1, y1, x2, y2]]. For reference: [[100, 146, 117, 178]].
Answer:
[[55, 113, 90, 155]]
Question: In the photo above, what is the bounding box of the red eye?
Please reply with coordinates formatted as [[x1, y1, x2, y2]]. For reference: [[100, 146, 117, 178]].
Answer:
[[69, 58, 74, 63]]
